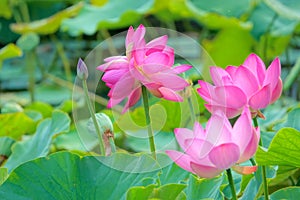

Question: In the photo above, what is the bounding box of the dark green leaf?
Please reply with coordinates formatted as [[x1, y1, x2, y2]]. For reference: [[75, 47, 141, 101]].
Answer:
[[0, 151, 159, 199]]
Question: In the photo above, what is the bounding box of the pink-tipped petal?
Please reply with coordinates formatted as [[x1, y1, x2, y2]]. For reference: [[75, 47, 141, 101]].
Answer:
[[190, 162, 223, 178], [165, 150, 194, 172], [243, 53, 266, 84], [157, 87, 183, 101], [174, 128, 195, 151], [146, 35, 168, 55], [193, 122, 205, 139], [249, 84, 271, 110], [263, 57, 281, 90], [214, 86, 247, 108], [210, 67, 232, 86], [204, 104, 242, 119], [232, 107, 253, 153], [173, 64, 192, 74], [144, 52, 170, 66], [123, 87, 142, 113], [270, 78, 282, 104], [125, 26, 134, 47], [197, 81, 215, 103], [209, 143, 240, 169], [102, 69, 128, 85], [185, 138, 214, 160], [151, 73, 189, 90], [231, 66, 260, 96], [238, 127, 260, 163], [109, 74, 135, 100], [205, 113, 232, 145], [232, 165, 257, 175], [107, 97, 124, 109]]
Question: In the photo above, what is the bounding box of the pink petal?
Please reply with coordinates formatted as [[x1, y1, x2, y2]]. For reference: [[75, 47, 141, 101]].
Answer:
[[157, 87, 183, 101], [232, 165, 257, 175], [162, 46, 175, 66], [232, 107, 253, 154], [165, 150, 194, 172], [197, 80, 215, 103], [263, 57, 281, 90], [102, 69, 128, 85], [109, 73, 135, 100], [145, 35, 168, 55], [107, 97, 124, 109], [270, 78, 282, 104], [190, 162, 223, 178], [210, 66, 232, 86], [214, 86, 247, 108], [243, 53, 266, 85], [205, 112, 232, 146], [123, 87, 142, 113], [193, 122, 205, 139], [204, 104, 243, 119], [209, 143, 240, 169], [145, 52, 170, 66], [238, 127, 260, 163], [249, 84, 271, 110], [173, 64, 192, 74], [125, 26, 134, 47], [185, 138, 214, 160], [231, 66, 260, 96], [174, 127, 194, 151], [151, 73, 189, 90], [142, 63, 170, 74], [97, 57, 128, 71], [104, 56, 127, 63], [225, 65, 238, 77]]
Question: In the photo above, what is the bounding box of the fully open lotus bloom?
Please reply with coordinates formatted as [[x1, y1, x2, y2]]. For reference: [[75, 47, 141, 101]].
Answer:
[[166, 107, 260, 178], [197, 53, 282, 118], [97, 24, 191, 113]]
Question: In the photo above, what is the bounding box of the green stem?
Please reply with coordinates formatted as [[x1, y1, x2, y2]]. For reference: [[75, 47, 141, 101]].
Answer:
[[226, 169, 237, 200], [141, 85, 156, 160], [82, 80, 105, 155], [253, 117, 269, 200], [26, 51, 35, 103]]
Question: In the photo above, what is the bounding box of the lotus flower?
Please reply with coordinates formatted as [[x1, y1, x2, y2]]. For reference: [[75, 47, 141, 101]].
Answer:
[[166, 107, 260, 178], [197, 53, 282, 118], [97, 24, 191, 113]]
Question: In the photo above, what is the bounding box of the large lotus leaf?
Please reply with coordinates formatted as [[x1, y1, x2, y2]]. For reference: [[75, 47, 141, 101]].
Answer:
[[127, 183, 186, 199], [0, 151, 160, 199], [186, 0, 252, 30], [159, 162, 190, 185], [10, 2, 83, 35], [256, 128, 300, 167], [0, 168, 7, 186], [257, 187, 300, 200], [4, 110, 71, 172], [0, 44, 22, 69], [61, 0, 154, 36], [185, 174, 224, 200], [0, 112, 36, 140], [264, 0, 300, 20]]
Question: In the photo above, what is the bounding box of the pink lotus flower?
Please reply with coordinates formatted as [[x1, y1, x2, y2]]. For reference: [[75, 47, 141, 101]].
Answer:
[[197, 53, 282, 118], [97, 24, 191, 113], [166, 107, 260, 178]]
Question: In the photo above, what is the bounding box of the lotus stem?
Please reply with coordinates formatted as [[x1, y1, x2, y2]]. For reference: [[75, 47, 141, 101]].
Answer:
[[226, 168, 237, 200], [141, 85, 156, 160]]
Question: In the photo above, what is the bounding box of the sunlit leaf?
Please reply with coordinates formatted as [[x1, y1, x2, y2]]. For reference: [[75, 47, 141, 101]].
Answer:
[[4, 111, 71, 172], [0, 151, 160, 199], [256, 128, 300, 167], [258, 186, 300, 200], [127, 183, 186, 200], [0, 168, 7, 186], [0, 0, 11, 19], [0, 112, 36, 139], [25, 101, 53, 118], [0, 137, 15, 157], [0, 44, 22, 69], [10, 2, 83, 35]]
